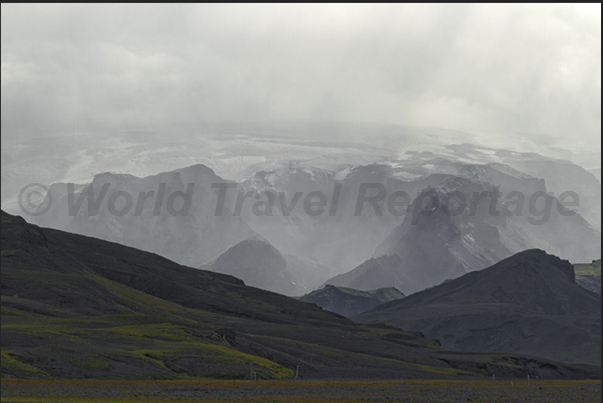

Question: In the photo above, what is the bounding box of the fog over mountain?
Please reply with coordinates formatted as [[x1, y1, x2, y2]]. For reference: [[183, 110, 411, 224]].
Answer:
[[203, 238, 300, 296], [324, 172, 600, 295], [22, 144, 601, 296]]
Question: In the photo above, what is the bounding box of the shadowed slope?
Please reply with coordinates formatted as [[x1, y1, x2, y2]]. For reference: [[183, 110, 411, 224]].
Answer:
[[299, 285, 405, 317], [2, 211, 599, 380], [356, 250, 602, 366]]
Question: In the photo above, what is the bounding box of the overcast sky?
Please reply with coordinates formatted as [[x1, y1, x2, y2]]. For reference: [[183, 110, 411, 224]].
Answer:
[[1, 4, 601, 146]]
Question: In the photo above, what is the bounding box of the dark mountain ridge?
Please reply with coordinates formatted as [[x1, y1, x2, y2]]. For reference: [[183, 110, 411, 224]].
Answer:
[[326, 174, 601, 295], [299, 285, 405, 317], [3, 211, 599, 379], [355, 249, 602, 366]]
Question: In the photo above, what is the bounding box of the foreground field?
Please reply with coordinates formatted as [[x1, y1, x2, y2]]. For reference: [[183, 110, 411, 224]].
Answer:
[[1, 379, 600, 403]]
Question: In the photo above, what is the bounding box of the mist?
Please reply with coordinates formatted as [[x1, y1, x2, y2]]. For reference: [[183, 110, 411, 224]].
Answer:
[[1, 4, 600, 151]]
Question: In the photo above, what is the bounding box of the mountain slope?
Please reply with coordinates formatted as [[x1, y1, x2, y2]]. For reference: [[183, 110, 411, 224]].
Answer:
[[324, 255, 409, 292], [7, 211, 600, 380], [393, 143, 601, 230], [203, 238, 301, 296], [325, 178, 510, 294], [355, 250, 602, 366], [325, 174, 601, 295], [26, 153, 600, 297], [30, 164, 258, 267], [299, 285, 405, 317], [3, 211, 599, 380]]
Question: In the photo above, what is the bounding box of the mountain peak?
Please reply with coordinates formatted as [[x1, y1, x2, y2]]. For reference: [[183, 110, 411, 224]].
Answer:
[[207, 238, 300, 296], [176, 163, 217, 176], [506, 249, 575, 283]]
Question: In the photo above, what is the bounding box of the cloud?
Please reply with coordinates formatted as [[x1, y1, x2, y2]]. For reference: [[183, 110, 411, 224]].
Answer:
[[1, 4, 600, 146]]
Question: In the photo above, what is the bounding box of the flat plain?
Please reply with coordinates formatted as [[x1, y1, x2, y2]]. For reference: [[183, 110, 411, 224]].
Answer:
[[1, 379, 600, 403]]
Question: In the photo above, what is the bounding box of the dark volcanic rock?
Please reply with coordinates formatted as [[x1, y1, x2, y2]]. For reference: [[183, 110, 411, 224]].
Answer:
[[355, 249, 602, 366]]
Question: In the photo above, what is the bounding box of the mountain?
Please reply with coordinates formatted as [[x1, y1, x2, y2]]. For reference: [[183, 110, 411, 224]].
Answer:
[[6, 211, 600, 380], [282, 254, 336, 294], [325, 175, 601, 294], [392, 143, 601, 231], [323, 255, 409, 292], [239, 163, 405, 273], [30, 164, 258, 267], [4, 213, 600, 381], [355, 250, 602, 367], [378, 162, 601, 266], [22, 146, 601, 297], [299, 285, 405, 317], [506, 158, 601, 232], [3, 127, 598, 222], [574, 260, 601, 295], [0, 210, 419, 379], [203, 239, 300, 296], [588, 168, 601, 183], [238, 162, 515, 274], [372, 178, 511, 294]]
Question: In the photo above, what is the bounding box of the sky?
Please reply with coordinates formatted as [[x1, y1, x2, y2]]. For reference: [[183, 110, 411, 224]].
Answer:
[[1, 4, 601, 149]]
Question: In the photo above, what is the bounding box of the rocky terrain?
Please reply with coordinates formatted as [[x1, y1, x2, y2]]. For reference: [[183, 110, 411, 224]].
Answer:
[[355, 250, 602, 366]]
